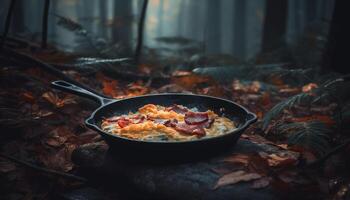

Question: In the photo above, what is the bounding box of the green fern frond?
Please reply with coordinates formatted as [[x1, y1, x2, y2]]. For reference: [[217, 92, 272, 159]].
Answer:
[[262, 93, 312, 130], [279, 121, 330, 156]]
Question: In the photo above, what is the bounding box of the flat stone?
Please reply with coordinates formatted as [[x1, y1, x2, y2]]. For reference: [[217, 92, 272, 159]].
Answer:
[[72, 139, 289, 200]]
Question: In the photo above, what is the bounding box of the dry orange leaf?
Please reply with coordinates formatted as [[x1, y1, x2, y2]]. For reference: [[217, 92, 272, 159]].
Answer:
[[214, 170, 262, 189], [42, 92, 76, 108], [171, 74, 212, 90], [21, 91, 36, 104], [302, 83, 318, 93], [102, 80, 118, 97], [266, 153, 297, 167]]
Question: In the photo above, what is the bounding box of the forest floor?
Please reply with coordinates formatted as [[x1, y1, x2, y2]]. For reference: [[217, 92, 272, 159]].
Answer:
[[0, 42, 350, 200]]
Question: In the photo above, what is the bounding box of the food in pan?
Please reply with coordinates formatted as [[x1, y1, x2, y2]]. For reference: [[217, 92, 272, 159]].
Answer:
[[101, 104, 236, 141]]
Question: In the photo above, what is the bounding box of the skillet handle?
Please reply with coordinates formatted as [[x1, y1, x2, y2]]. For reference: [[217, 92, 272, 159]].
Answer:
[[246, 112, 257, 125], [51, 80, 115, 106]]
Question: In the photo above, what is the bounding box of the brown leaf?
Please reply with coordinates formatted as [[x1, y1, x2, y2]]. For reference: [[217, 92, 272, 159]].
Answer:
[[302, 83, 318, 93], [102, 80, 118, 97], [42, 92, 76, 108], [248, 153, 270, 175], [171, 74, 212, 90], [21, 92, 36, 104], [201, 85, 225, 97], [266, 153, 297, 167], [260, 92, 271, 106], [222, 154, 250, 166], [40, 144, 76, 172], [232, 80, 261, 93], [45, 127, 73, 147], [214, 170, 261, 189], [251, 177, 271, 189]]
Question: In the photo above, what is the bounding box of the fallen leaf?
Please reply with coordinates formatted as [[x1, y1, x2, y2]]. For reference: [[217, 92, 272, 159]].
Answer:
[[266, 153, 297, 167], [102, 80, 118, 97], [277, 144, 289, 150], [302, 83, 318, 93], [45, 126, 73, 147], [126, 82, 149, 97], [222, 154, 250, 166], [214, 170, 261, 189], [269, 75, 284, 86], [251, 177, 271, 189], [171, 74, 212, 90], [260, 92, 271, 106], [40, 144, 75, 172], [232, 80, 261, 93], [201, 85, 225, 97], [21, 92, 36, 104], [248, 153, 270, 175], [42, 92, 76, 108]]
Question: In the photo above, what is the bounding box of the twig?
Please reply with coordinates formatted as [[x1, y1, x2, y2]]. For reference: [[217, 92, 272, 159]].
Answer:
[[1, 0, 17, 49], [0, 152, 87, 182], [0, 35, 41, 49], [42, 0, 50, 49], [307, 138, 350, 168], [134, 0, 149, 64], [1, 47, 110, 99]]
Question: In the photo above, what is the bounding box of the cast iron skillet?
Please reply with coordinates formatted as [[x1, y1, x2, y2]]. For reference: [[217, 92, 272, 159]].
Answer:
[[51, 80, 257, 161]]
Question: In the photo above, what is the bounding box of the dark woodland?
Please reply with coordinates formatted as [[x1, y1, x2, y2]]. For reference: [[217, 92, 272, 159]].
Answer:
[[0, 0, 349, 199]]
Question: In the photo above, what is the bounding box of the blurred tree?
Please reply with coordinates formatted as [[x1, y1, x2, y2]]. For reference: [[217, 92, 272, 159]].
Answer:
[[206, 0, 221, 53], [232, 0, 246, 59], [99, 1, 107, 39], [261, 0, 288, 53], [323, 0, 349, 73], [112, 0, 131, 46], [157, 0, 164, 36]]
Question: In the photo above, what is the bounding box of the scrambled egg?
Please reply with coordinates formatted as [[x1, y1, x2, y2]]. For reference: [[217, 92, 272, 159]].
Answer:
[[101, 104, 236, 141]]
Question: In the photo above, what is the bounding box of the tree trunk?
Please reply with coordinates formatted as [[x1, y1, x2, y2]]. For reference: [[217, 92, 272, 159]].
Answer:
[[232, 0, 246, 59], [322, 0, 349, 73], [206, 0, 221, 54], [99, 0, 107, 39], [261, 0, 288, 53], [112, 0, 131, 46], [157, 0, 164, 36]]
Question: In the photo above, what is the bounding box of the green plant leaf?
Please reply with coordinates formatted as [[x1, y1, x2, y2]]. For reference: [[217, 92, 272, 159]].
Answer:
[[262, 93, 311, 130], [279, 121, 330, 156]]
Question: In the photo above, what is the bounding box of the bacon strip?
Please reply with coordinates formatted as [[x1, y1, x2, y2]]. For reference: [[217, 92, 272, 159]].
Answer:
[[166, 104, 189, 114], [117, 118, 131, 128], [163, 117, 214, 137], [184, 111, 209, 125]]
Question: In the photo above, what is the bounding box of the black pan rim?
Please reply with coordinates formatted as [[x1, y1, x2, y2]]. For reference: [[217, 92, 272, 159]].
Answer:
[[85, 93, 257, 144]]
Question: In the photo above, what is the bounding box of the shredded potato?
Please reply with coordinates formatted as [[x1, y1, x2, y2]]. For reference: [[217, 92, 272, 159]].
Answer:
[[101, 104, 236, 141]]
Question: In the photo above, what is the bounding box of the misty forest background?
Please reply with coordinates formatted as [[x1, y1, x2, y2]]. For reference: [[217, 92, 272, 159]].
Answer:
[[0, 0, 334, 66]]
